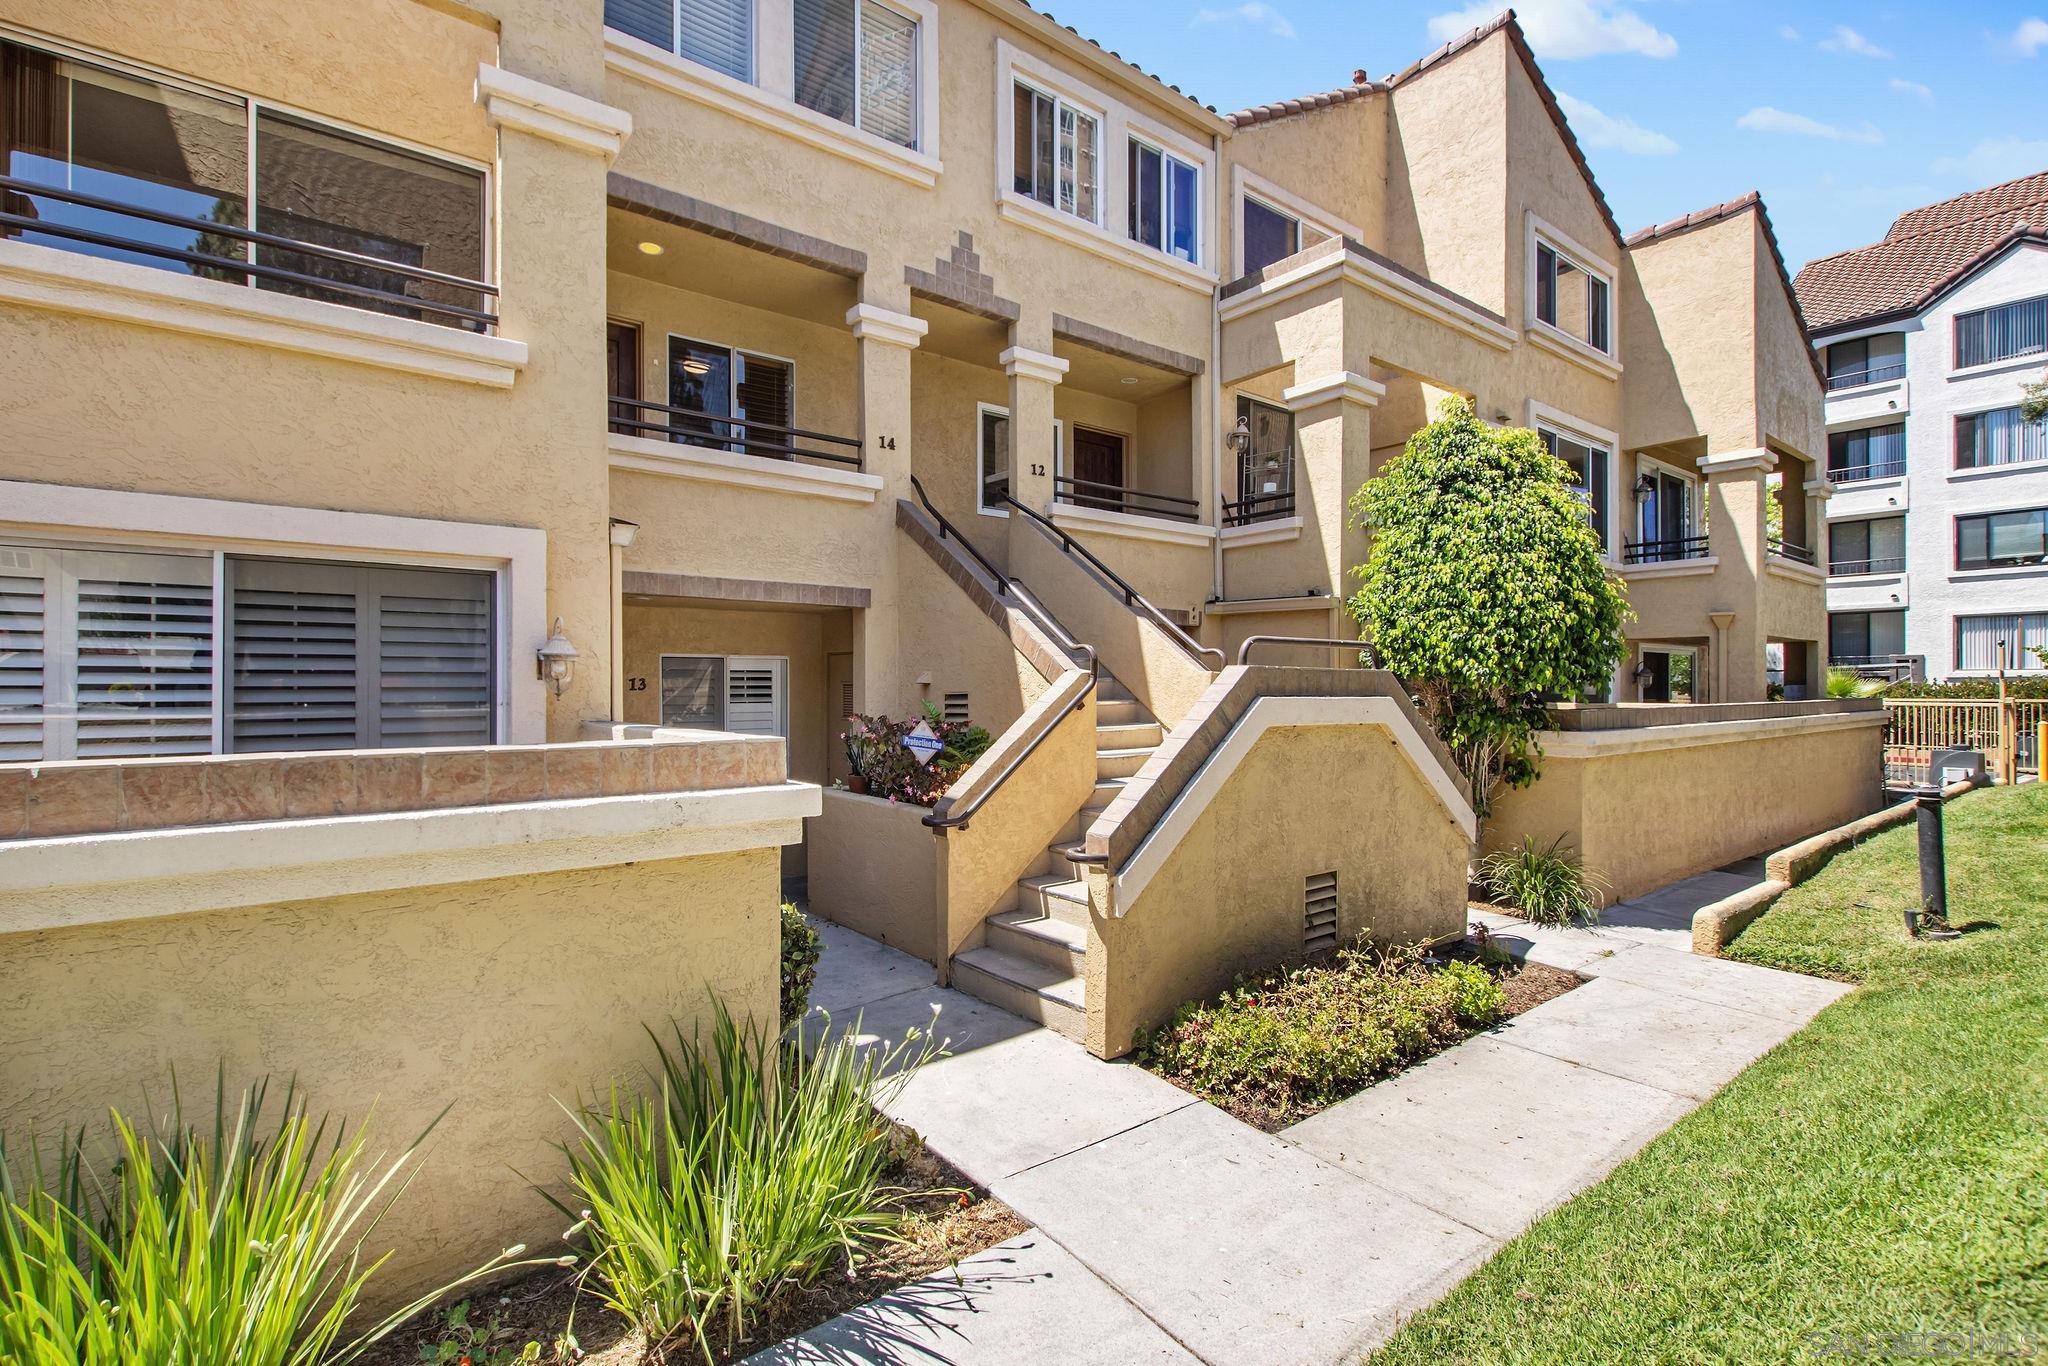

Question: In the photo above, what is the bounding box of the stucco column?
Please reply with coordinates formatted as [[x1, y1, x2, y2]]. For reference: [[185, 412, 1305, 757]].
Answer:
[[1001, 339, 1067, 523], [1699, 448, 1774, 701], [847, 302, 927, 715], [1283, 371, 1385, 632], [475, 66, 632, 739], [607, 519, 637, 721]]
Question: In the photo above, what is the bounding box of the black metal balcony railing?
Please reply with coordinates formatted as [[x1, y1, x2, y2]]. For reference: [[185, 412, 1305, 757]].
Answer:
[[1828, 556, 1906, 577], [1829, 457, 1907, 484], [0, 175, 497, 330], [1222, 488, 1297, 527], [1622, 534, 1711, 565], [1052, 475, 1199, 523], [1825, 362, 1906, 392], [607, 396, 863, 470], [1769, 537, 1817, 565]]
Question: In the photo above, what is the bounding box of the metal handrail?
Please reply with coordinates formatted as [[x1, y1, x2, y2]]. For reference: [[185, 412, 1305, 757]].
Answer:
[[1235, 635, 1380, 667], [1830, 458, 1906, 484], [909, 479, 1098, 834], [1221, 488, 1296, 527], [1002, 494, 1226, 671], [0, 175, 496, 327], [1052, 475, 1200, 522], [1825, 362, 1905, 391], [1768, 537, 1817, 565], [1622, 534, 1711, 565], [609, 396, 863, 468], [909, 475, 1010, 595], [1828, 556, 1906, 577]]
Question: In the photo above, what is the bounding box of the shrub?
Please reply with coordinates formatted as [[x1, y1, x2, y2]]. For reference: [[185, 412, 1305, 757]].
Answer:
[[841, 705, 989, 806], [779, 902, 822, 1030], [552, 1003, 937, 1361], [1347, 399, 1630, 817], [1825, 666, 1888, 699], [0, 1076, 510, 1366], [1477, 835, 1604, 925], [1137, 943, 1506, 1123], [1889, 676, 2048, 700]]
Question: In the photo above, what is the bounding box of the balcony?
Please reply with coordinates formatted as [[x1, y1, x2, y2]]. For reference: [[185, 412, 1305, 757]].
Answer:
[[1622, 534, 1710, 566], [1825, 362, 1906, 392], [0, 176, 496, 333], [607, 396, 863, 472], [1054, 475, 1199, 523], [1223, 487, 1297, 527], [1768, 537, 1817, 566], [1828, 555, 1905, 578], [1828, 457, 1907, 485]]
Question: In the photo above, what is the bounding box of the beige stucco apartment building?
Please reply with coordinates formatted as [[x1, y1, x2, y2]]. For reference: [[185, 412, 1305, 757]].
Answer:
[[0, 0, 1851, 1055]]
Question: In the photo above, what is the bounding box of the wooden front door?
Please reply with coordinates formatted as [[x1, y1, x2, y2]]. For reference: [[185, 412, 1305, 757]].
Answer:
[[1072, 427, 1126, 511], [606, 321, 640, 435]]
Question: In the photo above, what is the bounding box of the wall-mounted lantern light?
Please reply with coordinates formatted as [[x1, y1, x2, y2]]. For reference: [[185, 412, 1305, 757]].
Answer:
[[1227, 416, 1251, 457], [537, 617, 579, 698], [1633, 473, 1656, 503], [1632, 660, 1655, 686]]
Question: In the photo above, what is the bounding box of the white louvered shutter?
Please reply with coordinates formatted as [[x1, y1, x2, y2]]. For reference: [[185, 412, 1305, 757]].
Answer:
[[723, 656, 785, 736], [229, 561, 361, 752], [71, 551, 216, 758], [0, 548, 48, 761], [376, 578, 492, 747]]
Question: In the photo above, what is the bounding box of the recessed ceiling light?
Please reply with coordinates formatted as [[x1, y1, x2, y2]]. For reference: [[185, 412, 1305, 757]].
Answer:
[[1120, 376, 1139, 385], [637, 240, 664, 256]]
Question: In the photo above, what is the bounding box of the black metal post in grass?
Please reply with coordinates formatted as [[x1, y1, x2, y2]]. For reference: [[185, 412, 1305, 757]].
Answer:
[[1911, 786, 1961, 940]]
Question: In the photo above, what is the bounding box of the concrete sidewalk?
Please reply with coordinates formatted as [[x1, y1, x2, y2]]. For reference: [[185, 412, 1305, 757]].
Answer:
[[756, 871, 1849, 1364]]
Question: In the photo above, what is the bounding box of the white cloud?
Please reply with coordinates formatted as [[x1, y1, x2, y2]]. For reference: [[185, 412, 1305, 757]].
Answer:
[[1888, 77, 1934, 102], [1819, 25, 1893, 58], [1555, 92, 1678, 155], [1736, 107, 1884, 145], [1778, 25, 1801, 41], [1933, 136, 2048, 185], [2013, 18, 2048, 56], [1191, 2, 1296, 40], [1428, 0, 1676, 60]]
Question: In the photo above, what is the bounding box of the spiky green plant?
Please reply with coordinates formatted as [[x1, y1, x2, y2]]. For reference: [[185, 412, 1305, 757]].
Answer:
[[550, 1003, 938, 1362], [0, 1075, 518, 1366], [1825, 666, 1888, 699], [1478, 835, 1605, 926]]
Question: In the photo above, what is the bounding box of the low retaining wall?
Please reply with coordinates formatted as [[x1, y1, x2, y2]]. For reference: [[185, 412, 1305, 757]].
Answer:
[[805, 788, 938, 961], [1485, 702, 1889, 905], [0, 740, 812, 1310]]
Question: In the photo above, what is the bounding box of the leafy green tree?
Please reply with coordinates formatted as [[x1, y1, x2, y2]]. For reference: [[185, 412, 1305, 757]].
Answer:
[[1347, 398, 1630, 816], [2021, 374, 2047, 424]]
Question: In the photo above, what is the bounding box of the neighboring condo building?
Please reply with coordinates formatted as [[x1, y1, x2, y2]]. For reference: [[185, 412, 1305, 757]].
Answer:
[[1796, 172, 2048, 680]]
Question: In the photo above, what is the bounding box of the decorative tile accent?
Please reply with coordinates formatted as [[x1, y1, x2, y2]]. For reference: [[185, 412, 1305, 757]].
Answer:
[[420, 750, 490, 808], [280, 757, 354, 819], [485, 749, 546, 804], [544, 747, 606, 799], [0, 766, 27, 840], [24, 765, 122, 838], [119, 762, 210, 831]]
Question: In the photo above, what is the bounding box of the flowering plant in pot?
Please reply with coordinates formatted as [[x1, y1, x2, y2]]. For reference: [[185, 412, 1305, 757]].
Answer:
[[840, 704, 992, 807]]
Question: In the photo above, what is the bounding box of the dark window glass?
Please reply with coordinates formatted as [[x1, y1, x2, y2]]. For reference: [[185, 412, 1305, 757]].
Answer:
[[1830, 610, 1904, 663], [1827, 423, 1906, 482], [1535, 242, 1557, 325], [253, 110, 483, 323], [734, 352, 792, 451], [1013, 83, 1053, 203], [1129, 140, 1162, 250], [1587, 275, 1610, 352], [793, 0, 856, 125], [1541, 428, 1609, 552], [1956, 507, 2048, 570], [1826, 337, 1868, 379], [669, 337, 734, 449], [1956, 406, 2048, 469], [1829, 516, 1904, 575], [1242, 196, 1298, 275], [2, 39, 247, 278], [1166, 155, 1197, 264], [1234, 395, 1294, 522]]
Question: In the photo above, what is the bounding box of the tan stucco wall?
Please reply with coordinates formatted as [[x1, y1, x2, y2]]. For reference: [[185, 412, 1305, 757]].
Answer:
[[0, 849, 780, 1309], [1485, 717, 1887, 902], [1623, 213, 1762, 454], [1384, 35, 1509, 315], [1225, 97, 1388, 262], [806, 789, 938, 961], [893, 531, 1050, 730], [1090, 722, 1470, 1058]]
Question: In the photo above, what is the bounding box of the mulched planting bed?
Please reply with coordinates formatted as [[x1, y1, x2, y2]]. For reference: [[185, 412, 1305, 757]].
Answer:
[[360, 1128, 1026, 1366], [1138, 936, 1581, 1133]]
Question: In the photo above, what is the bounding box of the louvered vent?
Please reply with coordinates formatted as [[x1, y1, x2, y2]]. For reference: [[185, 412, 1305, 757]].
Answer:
[[942, 691, 970, 723], [231, 587, 360, 752], [378, 593, 491, 747], [0, 566, 46, 761], [73, 570, 215, 757], [839, 679, 855, 721], [1304, 872, 1339, 954]]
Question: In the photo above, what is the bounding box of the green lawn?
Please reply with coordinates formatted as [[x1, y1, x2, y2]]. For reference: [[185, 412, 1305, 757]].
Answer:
[[1373, 784, 2048, 1364]]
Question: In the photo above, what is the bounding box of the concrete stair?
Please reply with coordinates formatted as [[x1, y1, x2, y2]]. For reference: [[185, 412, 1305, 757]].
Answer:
[[949, 672, 1161, 1043]]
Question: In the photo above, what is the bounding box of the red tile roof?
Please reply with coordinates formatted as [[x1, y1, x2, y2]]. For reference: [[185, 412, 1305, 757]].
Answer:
[[1792, 170, 2048, 333]]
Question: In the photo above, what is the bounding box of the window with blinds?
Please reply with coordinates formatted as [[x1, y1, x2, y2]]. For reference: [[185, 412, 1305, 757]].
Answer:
[[1955, 613, 2048, 672], [1, 544, 497, 761], [659, 654, 787, 735], [793, 0, 917, 148], [605, 0, 753, 82], [1956, 406, 2048, 470], [1954, 294, 2048, 370]]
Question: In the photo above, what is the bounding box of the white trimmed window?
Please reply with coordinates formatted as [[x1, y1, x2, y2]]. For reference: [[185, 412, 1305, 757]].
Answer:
[[1539, 426, 1613, 554], [976, 403, 1063, 516], [0, 542, 494, 761], [1240, 194, 1331, 276], [793, 0, 919, 148], [1127, 136, 1198, 264], [659, 654, 788, 735], [1011, 79, 1099, 223], [1533, 232, 1612, 355], [1954, 614, 2047, 672]]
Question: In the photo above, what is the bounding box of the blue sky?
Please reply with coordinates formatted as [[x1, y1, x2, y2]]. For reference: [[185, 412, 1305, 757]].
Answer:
[[1045, 1, 2048, 270]]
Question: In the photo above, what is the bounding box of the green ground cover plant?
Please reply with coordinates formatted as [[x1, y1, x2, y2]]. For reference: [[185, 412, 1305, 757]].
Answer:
[[1137, 942, 1507, 1129], [1375, 785, 2048, 1363]]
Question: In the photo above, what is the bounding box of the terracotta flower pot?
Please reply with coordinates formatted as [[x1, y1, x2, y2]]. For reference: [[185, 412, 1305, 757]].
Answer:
[[847, 774, 870, 795]]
